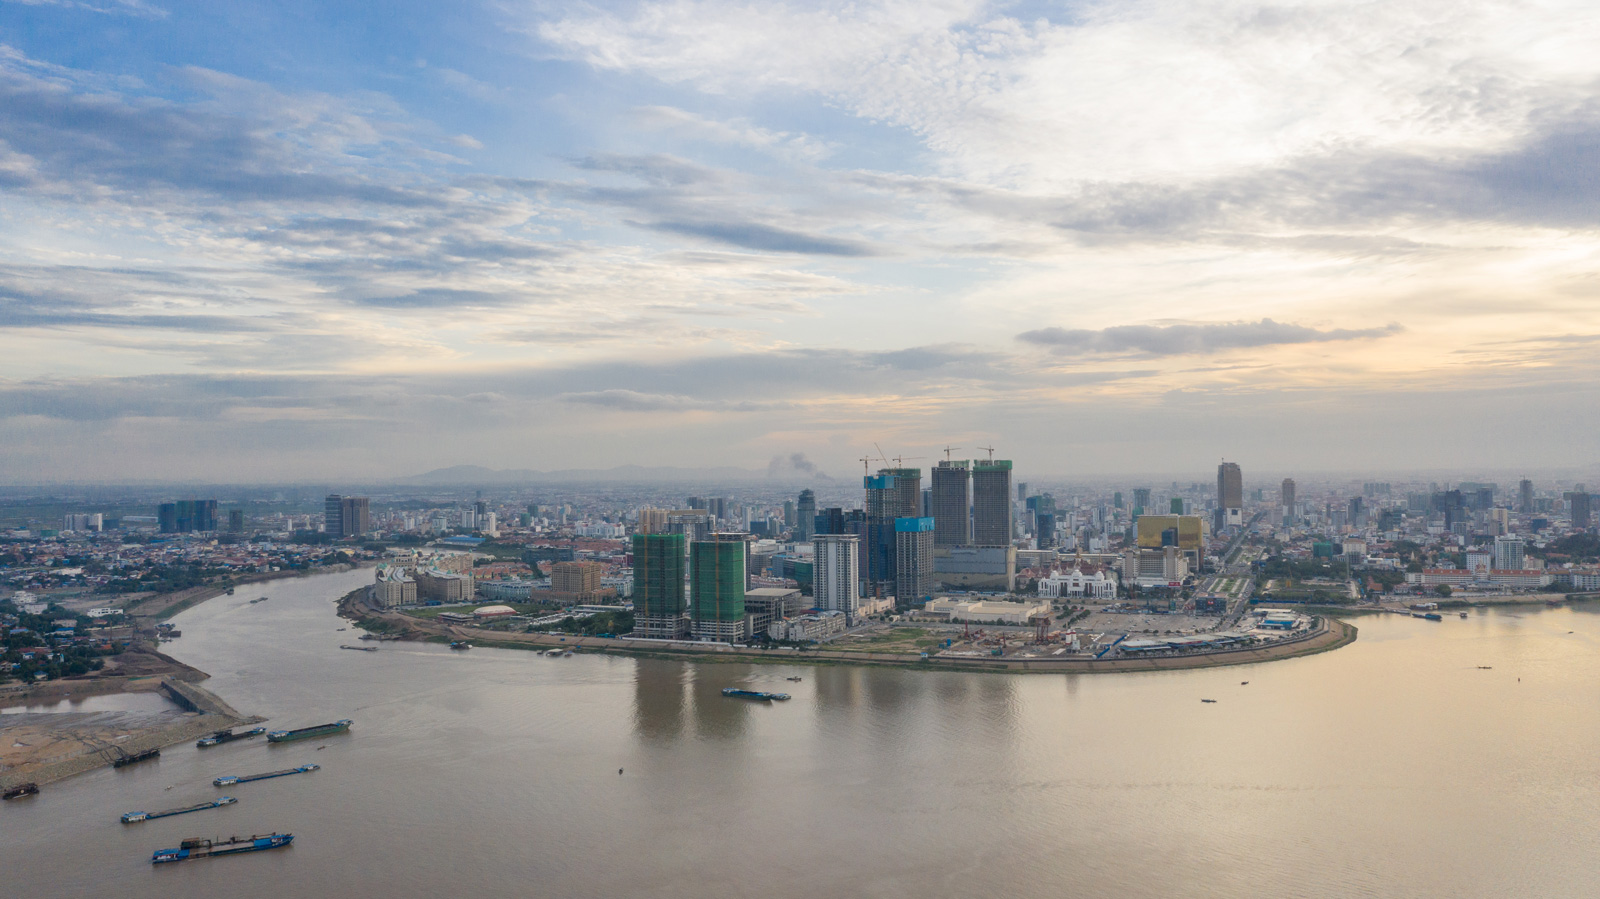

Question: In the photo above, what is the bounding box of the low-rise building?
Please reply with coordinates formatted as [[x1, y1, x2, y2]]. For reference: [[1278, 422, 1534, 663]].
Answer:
[[372, 564, 418, 608], [417, 567, 474, 603], [1037, 567, 1117, 600], [919, 598, 1051, 625], [768, 611, 847, 642]]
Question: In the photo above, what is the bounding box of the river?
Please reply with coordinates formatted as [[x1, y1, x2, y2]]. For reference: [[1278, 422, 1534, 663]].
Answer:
[[4, 567, 1599, 898]]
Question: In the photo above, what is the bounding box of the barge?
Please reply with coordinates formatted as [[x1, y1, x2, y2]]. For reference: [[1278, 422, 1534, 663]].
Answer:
[[122, 796, 237, 823], [197, 727, 266, 748], [113, 747, 160, 768], [721, 688, 790, 701], [213, 764, 319, 787], [339, 645, 378, 652], [450, 641, 471, 650], [267, 719, 352, 743], [151, 833, 292, 863], [3, 782, 39, 800]]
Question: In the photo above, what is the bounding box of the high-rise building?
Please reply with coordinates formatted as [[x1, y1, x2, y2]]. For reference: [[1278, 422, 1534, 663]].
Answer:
[[1281, 478, 1296, 525], [632, 533, 688, 638], [324, 494, 343, 537], [1519, 479, 1535, 514], [1133, 487, 1152, 514], [228, 509, 245, 533], [813, 533, 860, 619], [796, 489, 816, 542], [1217, 462, 1243, 527], [972, 460, 1014, 545], [893, 517, 935, 610], [1567, 491, 1592, 530], [1493, 535, 1526, 571], [1347, 496, 1365, 529], [865, 468, 921, 596], [1170, 497, 1184, 515], [813, 507, 847, 536], [159, 499, 218, 534], [324, 494, 369, 538], [931, 460, 971, 547], [551, 561, 604, 597], [691, 534, 748, 641], [342, 497, 370, 538]]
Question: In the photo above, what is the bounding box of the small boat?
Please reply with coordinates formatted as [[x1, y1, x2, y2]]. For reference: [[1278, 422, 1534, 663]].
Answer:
[[249, 597, 269, 604], [151, 833, 293, 863], [1240, 681, 1249, 685], [1423, 613, 1443, 621], [1460, 612, 1469, 619], [544, 649, 563, 656], [226, 588, 235, 595], [340, 645, 378, 652], [722, 688, 790, 702], [1201, 699, 1218, 703], [450, 642, 471, 650], [786, 676, 802, 682], [1477, 666, 1493, 670], [2, 783, 39, 800]]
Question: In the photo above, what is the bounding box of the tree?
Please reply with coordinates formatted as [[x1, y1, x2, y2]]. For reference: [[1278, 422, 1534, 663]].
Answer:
[[1435, 584, 1453, 597]]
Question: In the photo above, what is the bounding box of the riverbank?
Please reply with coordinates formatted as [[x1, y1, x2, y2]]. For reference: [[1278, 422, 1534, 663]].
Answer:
[[340, 588, 1357, 674], [0, 679, 261, 791]]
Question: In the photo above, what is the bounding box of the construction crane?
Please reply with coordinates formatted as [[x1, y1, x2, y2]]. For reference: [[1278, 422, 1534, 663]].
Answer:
[[976, 444, 996, 461], [941, 446, 962, 462], [891, 454, 924, 468]]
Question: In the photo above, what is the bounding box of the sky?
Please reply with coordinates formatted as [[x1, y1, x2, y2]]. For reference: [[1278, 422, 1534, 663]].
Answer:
[[1, 0, 1598, 484]]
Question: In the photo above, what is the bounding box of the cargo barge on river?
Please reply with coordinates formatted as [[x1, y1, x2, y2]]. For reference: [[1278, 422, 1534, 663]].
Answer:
[[197, 727, 266, 748], [113, 747, 160, 768], [213, 764, 319, 787], [122, 796, 237, 823], [267, 719, 352, 743], [151, 833, 293, 863]]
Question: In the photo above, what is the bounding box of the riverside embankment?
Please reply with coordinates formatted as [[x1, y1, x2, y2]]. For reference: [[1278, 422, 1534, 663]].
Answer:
[[339, 589, 1357, 674]]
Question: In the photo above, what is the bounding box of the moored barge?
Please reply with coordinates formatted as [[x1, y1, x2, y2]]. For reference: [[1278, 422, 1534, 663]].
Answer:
[[267, 719, 352, 743], [151, 833, 292, 863]]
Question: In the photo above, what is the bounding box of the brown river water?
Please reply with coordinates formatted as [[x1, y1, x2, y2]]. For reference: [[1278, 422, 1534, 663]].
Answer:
[[4, 567, 1598, 898]]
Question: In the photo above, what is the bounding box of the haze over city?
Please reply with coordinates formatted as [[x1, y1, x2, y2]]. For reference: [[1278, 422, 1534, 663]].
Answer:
[[3, 0, 1600, 482]]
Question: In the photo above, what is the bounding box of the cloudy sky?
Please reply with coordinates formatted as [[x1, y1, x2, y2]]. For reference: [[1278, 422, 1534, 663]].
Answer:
[[2, 0, 1598, 483]]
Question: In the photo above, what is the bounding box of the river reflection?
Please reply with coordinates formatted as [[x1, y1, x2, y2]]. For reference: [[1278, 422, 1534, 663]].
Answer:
[[4, 569, 1599, 899]]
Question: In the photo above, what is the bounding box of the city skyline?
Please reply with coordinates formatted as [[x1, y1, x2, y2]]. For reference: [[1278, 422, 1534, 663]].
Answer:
[[2, 1, 1599, 481]]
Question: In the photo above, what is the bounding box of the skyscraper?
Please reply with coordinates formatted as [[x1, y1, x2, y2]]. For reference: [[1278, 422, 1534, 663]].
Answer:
[[931, 460, 971, 547], [325, 494, 370, 538], [1217, 462, 1243, 527], [893, 517, 935, 610], [1519, 479, 1534, 513], [796, 489, 816, 542], [1567, 491, 1592, 530], [691, 534, 748, 641], [325, 494, 344, 537], [160, 499, 218, 533], [1281, 478, 1296, 525], [228, 509, 245, 533], [972, 460, 1013, 545], [1132, 487, 1152, 514], [865, 468, 921, 596], [813, 533, 860, 618], [632, 533, 687, 639]]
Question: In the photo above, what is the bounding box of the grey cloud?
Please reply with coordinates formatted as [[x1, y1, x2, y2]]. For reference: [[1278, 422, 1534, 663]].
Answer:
[[643, 220, 876, 256], [1017, 319, 1403, 356], [571, 153, 720, 187], [354, 288, 512, 309], [0, 278, 270, 333]]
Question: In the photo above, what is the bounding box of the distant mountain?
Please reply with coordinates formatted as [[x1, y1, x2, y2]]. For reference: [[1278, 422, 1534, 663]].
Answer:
[[403, 464, 783, 485]]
